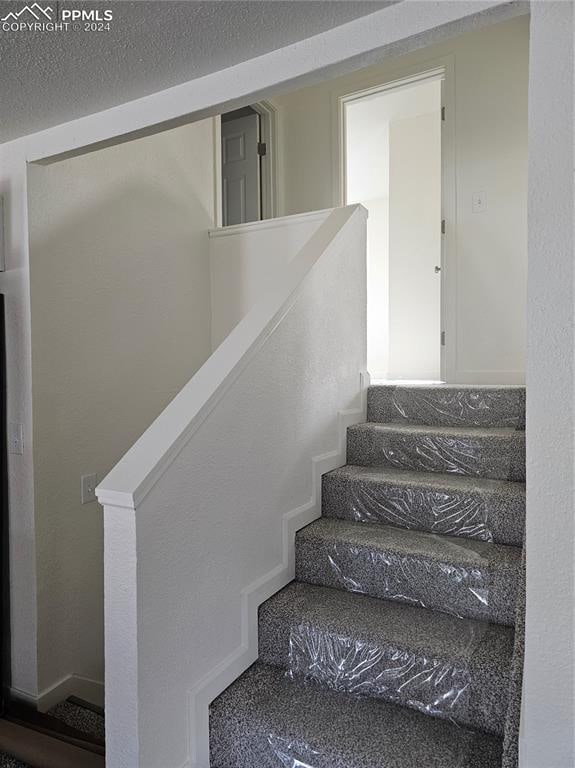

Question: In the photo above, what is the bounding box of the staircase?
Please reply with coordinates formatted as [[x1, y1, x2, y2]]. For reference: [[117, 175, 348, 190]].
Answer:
[[209, 384, 525, 768]]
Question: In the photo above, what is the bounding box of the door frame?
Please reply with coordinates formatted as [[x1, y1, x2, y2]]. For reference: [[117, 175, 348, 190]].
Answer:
[[214, 101, 279, 227], [252, 101, 279, 221], [334, 58, 456, 383]]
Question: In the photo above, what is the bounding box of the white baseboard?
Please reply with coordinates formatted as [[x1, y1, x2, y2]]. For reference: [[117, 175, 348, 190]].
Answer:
[[9, 686, 37, 707], [187, 370, 369, 768], [12, 674, 104, 713], [455, 370, 525, 385]]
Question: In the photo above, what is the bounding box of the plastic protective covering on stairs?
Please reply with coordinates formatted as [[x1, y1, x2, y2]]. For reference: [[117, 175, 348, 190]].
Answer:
[[261, 614, 502, 768], [287, 623, 476, 717], [260, 534, 513, 767], [267, 735, 321, 768], [369, 386, 525, 429], [324, 540, 489, 612], [258, 394, 524, 767], [264, 733, 502, 768], [264, 730, 502, 768], [350, 427, 525, 482], [343, 478, 496, 540], [264, 696, 502, 768], [247, 389, 523, 767]]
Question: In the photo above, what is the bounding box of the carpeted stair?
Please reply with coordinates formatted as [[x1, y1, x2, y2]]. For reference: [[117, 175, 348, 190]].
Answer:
[[0, 698, 105, 768], [210, 384, 525, 768]]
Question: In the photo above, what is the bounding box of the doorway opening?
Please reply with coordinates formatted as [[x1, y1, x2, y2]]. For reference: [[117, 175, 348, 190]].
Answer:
[[342, 68, 450, 382], [220, 102, 277, 227]]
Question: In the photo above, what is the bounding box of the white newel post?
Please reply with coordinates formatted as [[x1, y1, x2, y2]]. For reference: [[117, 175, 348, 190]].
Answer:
[[103, 503, 139, 767]]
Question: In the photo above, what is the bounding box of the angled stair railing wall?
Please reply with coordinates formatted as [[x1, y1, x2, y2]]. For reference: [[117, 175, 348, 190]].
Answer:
[[96, 204, 368, 768]]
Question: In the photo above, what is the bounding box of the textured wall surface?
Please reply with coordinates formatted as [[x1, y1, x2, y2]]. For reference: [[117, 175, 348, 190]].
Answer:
[[209, 211, 329, 348], [0, 0, 391, 142], [522, 2, 574, 766], [27, 118, 216, 699]]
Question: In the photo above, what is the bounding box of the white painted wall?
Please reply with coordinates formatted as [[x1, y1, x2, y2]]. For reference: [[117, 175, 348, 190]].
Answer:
[[388, 108, 441, 380], [273, 15, 529, 384], [522, 2, 574, 767], [26, 119, 216, 704], [98, 206, 367, 767], [209, 210, 330, 348]]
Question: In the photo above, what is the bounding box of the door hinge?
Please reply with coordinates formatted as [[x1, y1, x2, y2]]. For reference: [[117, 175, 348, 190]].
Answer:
[[441, 219, 446, 235], [441, 106, 446, 121], [441, 331, 446, 346], [257, 142, 267, 157]]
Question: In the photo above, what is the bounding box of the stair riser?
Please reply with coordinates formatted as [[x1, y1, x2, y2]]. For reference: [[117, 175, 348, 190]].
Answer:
[[322, 473, 525, 546], [295, 536, 518, 626], [368, 387, 525, 428], [347, 427, 526, 482], [259, 613, 510, 736]]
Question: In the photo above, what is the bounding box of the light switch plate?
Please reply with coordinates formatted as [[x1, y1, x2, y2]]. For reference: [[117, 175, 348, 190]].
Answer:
[[81, 473, 97, 504], [472, 191, 487, 213], [8, 422, 23, 455]]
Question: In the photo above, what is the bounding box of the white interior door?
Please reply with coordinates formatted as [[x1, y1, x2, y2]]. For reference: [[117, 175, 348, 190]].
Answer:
[[221, 113, 260, 226], [387, 93, 442, 380], [344, 75, 443, 381]]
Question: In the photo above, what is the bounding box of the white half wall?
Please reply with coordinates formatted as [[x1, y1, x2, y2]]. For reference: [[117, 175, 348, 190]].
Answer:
[[209, 209, 330, 348], [98, 206, 367, 767], [26, 119, 217, 701], [273, 15, 529, 384]]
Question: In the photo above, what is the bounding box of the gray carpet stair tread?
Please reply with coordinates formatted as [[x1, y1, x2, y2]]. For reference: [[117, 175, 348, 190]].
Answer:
[[48, 700, 105, 742], [296, 518, 520, 625], [210, 384, 526, 761], [355, 422, 522, 437], [322, 464, 525, 546], [297, 517, 521, 572], [0, 756, 28, 768], [367, 384, 525, 428], [325, 464, 526, 497], [347, 422, 526, 481], [0, 700, 105, 768], [209, 661, 503, 768], [259, 581, 514, 734]]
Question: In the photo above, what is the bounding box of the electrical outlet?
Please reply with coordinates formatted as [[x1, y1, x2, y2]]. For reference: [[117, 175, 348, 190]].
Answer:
[[8, 422, 23, 455], [81, 473, 97, 505]]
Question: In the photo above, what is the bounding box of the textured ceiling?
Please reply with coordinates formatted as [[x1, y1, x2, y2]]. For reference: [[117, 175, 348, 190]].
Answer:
[[0, 0, 392, 142]]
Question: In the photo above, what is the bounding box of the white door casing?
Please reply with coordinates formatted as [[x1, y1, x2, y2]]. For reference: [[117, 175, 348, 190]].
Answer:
[[338, 62, 456, 383]]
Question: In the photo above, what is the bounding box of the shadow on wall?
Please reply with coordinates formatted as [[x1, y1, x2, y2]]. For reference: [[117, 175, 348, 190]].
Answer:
[[26, 118, 216, 703]]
